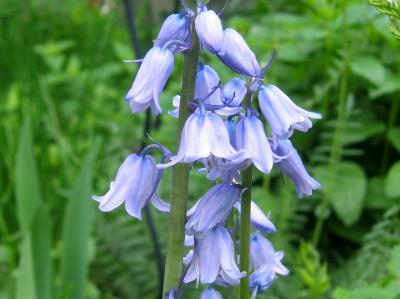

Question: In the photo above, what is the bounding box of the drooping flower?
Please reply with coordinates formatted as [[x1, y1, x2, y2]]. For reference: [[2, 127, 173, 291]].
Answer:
[[184, 226, 246, 285], [234, 201, 276, 234], [201, 156, 251, 183], [196, 63, 222, 106], [92, 154, 170, 220], [186, 183, 244, 236], [158, 110, 243, 169], [217, 29, 260, 77], [218, 78, 246, 115], [154, 12, 192, 51], [125, 47, 174, 115], [258, 85, 322, 146], [249, 232, 289, 293], [274, 139, 321, 198], [235, 112, 275, 174], [195, 8, 224, 55], [200, 288, 223, 299]]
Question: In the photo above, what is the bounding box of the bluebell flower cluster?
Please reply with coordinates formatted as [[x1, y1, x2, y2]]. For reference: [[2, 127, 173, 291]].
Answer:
[[93, 1, 321, 298]]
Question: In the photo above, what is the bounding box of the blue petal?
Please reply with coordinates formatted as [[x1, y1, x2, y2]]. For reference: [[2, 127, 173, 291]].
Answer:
[[126, 47, 174, 115], [275, 140, 321, 198], [195, 10, 224, 55], [154, 12, 191, 50], [200, 288, 223, 299], [185, 184, 243, 236], [217, 29, 260, 77]]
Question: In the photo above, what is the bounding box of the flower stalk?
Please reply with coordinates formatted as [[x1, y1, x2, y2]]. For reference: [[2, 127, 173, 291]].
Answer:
[[162, 20, 200, 295], [240, 90, 253, 299]]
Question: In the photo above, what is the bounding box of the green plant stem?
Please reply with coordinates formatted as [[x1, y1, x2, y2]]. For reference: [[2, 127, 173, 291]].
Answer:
[[312, 62, 348, 246], [162, 23, 200, 296], [240, 166, 253, 299], [240, 90, 253, 299]]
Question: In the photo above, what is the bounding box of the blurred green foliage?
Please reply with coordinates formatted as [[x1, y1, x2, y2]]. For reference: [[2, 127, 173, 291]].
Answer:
[[0, 0, 399, 298]]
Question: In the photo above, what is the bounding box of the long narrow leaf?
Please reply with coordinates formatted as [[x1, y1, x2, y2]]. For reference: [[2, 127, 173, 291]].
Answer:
[[61, 140, 99, 299]]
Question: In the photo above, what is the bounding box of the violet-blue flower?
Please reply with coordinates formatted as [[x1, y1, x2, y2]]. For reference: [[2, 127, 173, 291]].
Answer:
[[195, 8, 224, 55], [235, 112, 275, 174], [219, 78, 246, 115], [125, 47, 174, 115], [184, 226, 246, 285], [154, 12, 191, 51], [186, 183, 244, 236], [92, 153, 170, 220], [259, 85, 322, 146], [217, 29, 260, 77], [249, 232, 289, 292], [196, 64, 222, 106], [158, 110, 243, 169], [200, 288, 223, 299], [234, 201, 276, 234], [275, 139, 321, 198]]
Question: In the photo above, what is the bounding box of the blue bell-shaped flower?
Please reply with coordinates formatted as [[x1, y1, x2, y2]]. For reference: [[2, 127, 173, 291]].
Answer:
[[259, 85, 321, 147], [217, 28, 260, 77], [126, 47, 174, 115], [275, 139, 321, 198], [92, 153, 170, 220]]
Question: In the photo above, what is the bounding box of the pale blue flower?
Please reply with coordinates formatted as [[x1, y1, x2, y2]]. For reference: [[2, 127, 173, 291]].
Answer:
[[249, 233, 289, 293], [219, 78, 246, 115], [202, 156, 251, 183], [234, 201, 276, 234], [259, 85, 322, 146], [275, 139, 321, 198], [235, 112, 275, 174], [200, 288, 223, 299], [126, 47, 174, 115], [92, 154, 170, 220], [158, 110, 243, 169], [184, 226, 245, 285], [217, 29, 260, 77], [186, 183, 244, 236], [196, 64, 222, 106], [195, 8, 224, 55], [154, 12, 192, 52]]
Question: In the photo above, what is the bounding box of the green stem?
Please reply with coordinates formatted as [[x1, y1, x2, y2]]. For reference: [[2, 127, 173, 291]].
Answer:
[[162, 22, 200, 296], [240, 90, 253, 299]]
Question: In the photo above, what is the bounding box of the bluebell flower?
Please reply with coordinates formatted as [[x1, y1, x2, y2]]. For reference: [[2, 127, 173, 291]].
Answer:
[[126, 47, 174, 115], [201, 156, 251, 183], [195, 8, 224, 55], [258, 85, 322, 147], [219, 78, 246, 115], [217, 29, 260, 77], [184, 226, 245, 285], [275, 139, 321, 198], [92, 154, 170, 220], [249, 232, 289, 293], [186, 183, 244, 236], [158, 110, 243, 169], [235, 112, 275, 174], [200, 288, 223, 299], [234, 201, 276, 234], [196, 64, 222, 106], [154, 12, 192, 52]]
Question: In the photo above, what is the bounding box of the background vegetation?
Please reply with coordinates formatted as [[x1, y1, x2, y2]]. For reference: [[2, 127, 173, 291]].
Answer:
[[0, 0, 399, 298]]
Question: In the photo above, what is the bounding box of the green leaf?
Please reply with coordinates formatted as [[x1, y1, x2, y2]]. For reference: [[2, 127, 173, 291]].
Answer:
[[61, 141, 99, 299], [388, 127, 400, 153], [365, 176, 390, 209], [389, 245, 400, 277], [385, 161, 400, 198], [16, 237, 36, 299], [370, 74, 400, 98], [15, 117, 52, 299], [15, 117, 41, 233], [350, 55, 386, 85], [315, 162, 367, 226], [31, 207, 52, 299]]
